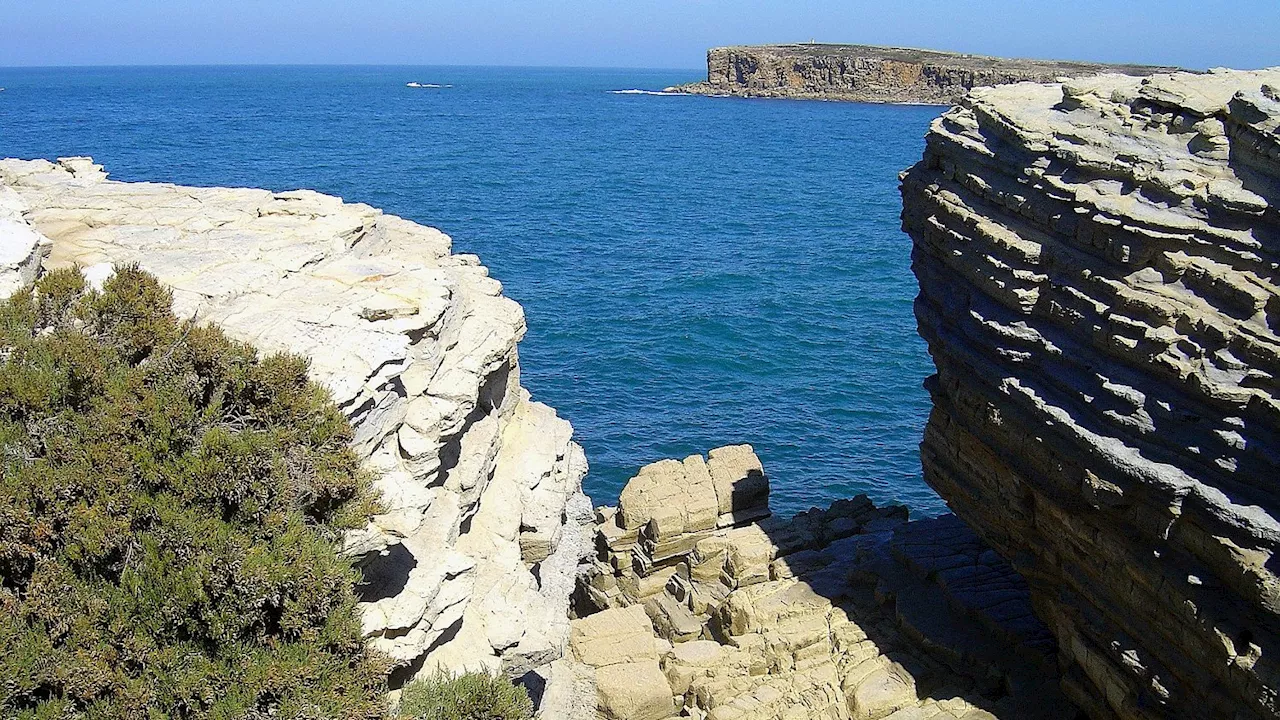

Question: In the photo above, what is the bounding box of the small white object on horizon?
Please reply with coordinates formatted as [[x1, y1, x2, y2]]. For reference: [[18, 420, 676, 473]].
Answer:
[[611, 89, 680, 96], [406, 82, 452, 89]]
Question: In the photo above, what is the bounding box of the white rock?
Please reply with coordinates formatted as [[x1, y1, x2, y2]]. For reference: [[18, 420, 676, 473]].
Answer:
[[0, 187, 51, 298], [0, 157, 591, 700]]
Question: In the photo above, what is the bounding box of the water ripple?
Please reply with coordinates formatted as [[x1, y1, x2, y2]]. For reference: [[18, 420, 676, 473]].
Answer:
[[0, 65, 947, 517]]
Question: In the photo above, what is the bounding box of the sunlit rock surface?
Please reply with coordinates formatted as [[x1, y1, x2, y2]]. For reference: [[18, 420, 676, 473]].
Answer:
[[902, 68, 1280, 719], [0, 157, 594, 706], [0, 184, 50, 297], [571, 446, 1069, 720]]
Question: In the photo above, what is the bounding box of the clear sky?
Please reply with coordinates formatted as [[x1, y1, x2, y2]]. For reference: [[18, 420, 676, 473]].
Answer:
[[2, 0, 1276, 71]]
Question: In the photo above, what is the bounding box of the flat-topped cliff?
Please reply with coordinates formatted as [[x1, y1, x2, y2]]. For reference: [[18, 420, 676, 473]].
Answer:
[[668, 44, 1180, 104], [0, 158, 594, 708], [902, 68, 1280, 718]]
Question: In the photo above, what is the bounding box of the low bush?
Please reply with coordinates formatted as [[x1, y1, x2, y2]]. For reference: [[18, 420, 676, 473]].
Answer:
[[398, 671, 534, 720], [0, 266, 387, 719]]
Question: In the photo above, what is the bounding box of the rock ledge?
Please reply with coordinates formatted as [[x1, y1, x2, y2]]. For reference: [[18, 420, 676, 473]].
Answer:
[[570, 446, 1071, 720]]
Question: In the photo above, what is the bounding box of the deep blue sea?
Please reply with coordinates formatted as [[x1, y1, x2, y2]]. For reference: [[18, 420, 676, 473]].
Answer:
[[0, 66, 945, 517]]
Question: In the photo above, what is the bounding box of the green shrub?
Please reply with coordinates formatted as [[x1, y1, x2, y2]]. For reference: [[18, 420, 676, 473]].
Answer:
[[0, 266, 388, 719], [398, 671, 534, 720]]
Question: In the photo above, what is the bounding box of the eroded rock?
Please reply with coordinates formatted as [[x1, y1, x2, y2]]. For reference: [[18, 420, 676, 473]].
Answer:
[[901, 67, 1280, 719], [572, 447, 1071, 720], [667, 45, 1179, 105], [0, 185, 50, 298]]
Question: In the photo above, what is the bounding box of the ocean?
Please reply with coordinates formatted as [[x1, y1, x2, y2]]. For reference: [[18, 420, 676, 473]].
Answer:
[[0, 65, 946, 517]]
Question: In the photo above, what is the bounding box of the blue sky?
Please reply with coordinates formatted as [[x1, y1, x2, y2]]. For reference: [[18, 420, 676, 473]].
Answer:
[[2, 0, 1276, 70]]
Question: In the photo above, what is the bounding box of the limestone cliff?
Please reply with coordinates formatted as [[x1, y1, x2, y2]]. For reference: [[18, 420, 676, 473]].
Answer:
[[902, 69, 1280, 718], [669, 45, 1178, 105], [0, 158, 594, 705]]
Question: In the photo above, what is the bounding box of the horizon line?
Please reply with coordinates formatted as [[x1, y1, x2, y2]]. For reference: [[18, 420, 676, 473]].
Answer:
[[0, 61, 707, 72]]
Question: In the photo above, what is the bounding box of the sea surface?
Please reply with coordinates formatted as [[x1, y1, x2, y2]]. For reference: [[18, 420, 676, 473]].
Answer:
[[0, 66, 946, 517]]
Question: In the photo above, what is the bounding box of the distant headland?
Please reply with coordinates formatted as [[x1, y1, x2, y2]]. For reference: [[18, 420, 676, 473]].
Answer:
[[665, 43, 1182, 104]]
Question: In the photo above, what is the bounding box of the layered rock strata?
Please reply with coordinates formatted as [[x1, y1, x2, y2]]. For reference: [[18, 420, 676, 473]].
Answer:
[[667, 45, 1178, 105], [902, 69, 1280, 718], [0, 158, 594, 705], [571, 446, 1071, 720]]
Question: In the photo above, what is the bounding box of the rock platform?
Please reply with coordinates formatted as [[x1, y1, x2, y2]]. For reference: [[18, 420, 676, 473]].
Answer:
[[570, 446, 1074, 720]]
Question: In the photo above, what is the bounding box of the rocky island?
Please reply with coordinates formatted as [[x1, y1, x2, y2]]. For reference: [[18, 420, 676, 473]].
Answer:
[[666, 44, 1179, 105]]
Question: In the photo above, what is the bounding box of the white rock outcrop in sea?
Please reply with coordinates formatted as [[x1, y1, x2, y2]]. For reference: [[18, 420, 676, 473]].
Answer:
[[0, 157, 594, 703], [902, 68, 1280, 719]]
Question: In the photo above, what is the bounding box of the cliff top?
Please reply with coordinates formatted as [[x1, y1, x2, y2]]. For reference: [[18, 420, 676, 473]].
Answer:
[[710, 43, 1183, 76]]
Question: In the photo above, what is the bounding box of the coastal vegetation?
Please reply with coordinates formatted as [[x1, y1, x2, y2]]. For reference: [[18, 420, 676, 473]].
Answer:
[[398, 671, 535, 720], [0, 266, 387, 718]]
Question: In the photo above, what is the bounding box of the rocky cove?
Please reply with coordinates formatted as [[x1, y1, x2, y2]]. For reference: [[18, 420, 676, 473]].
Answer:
[[1, 65, 1278, 720]]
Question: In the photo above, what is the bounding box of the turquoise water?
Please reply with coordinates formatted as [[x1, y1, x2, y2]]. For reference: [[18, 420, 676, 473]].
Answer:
[[0, 66, 945, 517]]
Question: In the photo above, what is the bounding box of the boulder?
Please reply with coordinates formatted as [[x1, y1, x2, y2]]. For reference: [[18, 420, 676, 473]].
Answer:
[[594, 662, 676, 720], [570, 605, 663, 668], [707, 444, 770, 526]]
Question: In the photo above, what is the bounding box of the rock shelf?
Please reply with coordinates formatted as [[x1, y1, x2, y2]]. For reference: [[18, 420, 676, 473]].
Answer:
[[570, 446, 1071, 720]]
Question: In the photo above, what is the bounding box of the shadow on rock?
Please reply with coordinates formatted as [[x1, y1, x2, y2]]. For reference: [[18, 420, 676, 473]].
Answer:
[[568, 445, 1085, 720], [356, 542, 419, 603]]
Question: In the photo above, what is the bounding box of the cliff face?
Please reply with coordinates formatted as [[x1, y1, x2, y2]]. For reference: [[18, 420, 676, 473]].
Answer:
[[670, 45, 1178, 105], [902, 69, 1280, 718], [0, 158, 594, 703]]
